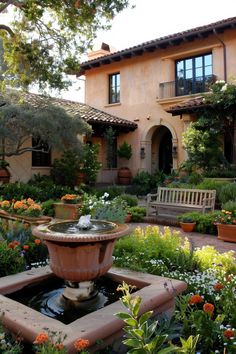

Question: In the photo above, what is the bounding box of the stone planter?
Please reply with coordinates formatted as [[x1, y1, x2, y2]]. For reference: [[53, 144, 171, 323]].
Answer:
[[217, 223, 236, 243], [54, 202, 82, 220], [180, 222, 196, 232], [0, 210, 51, 225]]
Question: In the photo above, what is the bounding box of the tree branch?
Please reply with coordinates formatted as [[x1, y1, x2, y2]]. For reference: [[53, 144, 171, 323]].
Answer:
[[0, 24, 14, 36], [0, 0, 23, 12]]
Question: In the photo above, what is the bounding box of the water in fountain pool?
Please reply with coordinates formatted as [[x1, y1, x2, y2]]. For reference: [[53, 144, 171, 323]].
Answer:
[[7, 276, 122, 325]]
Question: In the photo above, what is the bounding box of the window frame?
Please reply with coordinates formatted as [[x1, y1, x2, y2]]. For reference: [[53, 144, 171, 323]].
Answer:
[[175, 53, 213, 96], [108, 72, 120, 104]]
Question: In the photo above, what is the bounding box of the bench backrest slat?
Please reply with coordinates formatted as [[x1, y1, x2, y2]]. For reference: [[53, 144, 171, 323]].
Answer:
[[158, 187, 216, 207]]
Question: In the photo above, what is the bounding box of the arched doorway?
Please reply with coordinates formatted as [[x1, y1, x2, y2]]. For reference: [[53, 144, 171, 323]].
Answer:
[[152, 126, 173, 174]]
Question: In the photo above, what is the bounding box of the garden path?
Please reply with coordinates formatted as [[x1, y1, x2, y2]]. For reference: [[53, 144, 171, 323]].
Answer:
[[128, 222, 236, 256]]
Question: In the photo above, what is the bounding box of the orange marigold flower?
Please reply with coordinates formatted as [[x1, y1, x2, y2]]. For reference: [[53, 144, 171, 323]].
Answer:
[[23, 245, 29, 250], [35, 239, 41, 245], [74, 338, 90, 351], [224, 329, 235, 339], [27, 198, 35, 205], [213, 283, 224, 291], [13, 240, 20, 246], [8, 242, 15, 249], [55, 343, 64, 350], [34, 332, 49, 344], [203, 303, 214, 314], [188, 294, 203, 305]]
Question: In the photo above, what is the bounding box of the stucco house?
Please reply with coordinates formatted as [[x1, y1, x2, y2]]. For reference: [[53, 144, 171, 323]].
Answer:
[[78, 16, 236, 183]]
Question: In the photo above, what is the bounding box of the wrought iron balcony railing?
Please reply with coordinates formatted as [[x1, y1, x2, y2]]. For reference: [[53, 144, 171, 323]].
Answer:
[[159, 74, 217, 99]]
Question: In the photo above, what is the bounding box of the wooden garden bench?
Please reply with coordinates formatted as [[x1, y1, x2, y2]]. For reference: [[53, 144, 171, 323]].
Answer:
[[146, 187, 216, 217]]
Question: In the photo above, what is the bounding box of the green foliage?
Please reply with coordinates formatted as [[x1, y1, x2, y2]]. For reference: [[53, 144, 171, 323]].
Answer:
[[196, 179, 228, 207], [51, 150, 81, 187], [114, 226, 197, 273], [0, 0, 130, 91], [0, 181, 74, 202], [104, 127, 116, 169], [128, 206, 146, 222], [0, 98, 91, 159], [203, 167, 236, 178], [119, 194, 138, 207], [82, 143, 102, 184], [193, 246, 236, 273], [132, 171, 153, 195], [222, 200, 236, 212], [41, 199, 56, 217], [182, 81, 236, 172], [95, 185, 126, 199], [177, 211, 219, 235], [117, 141, 132, 160], [0, 324, 23, 354], [218, 183, 236, 205], [0, 222, 48, 268], [80, 193, 128, 223], [0, 240, 26, 276], [116, 282, 199, 354]]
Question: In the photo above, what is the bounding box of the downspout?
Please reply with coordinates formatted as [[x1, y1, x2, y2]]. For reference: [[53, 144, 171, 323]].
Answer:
[[213, 28, 227, 81]]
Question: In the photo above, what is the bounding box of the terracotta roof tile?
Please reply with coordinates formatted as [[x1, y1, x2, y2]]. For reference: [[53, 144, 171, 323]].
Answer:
[[79, 16, 236, 75], [20, 92, 137, 131], [167, 96, 206, 115]]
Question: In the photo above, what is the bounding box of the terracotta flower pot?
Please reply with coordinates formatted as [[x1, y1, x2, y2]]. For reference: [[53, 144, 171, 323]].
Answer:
[[217, 224, 236, 243], [180, 222, 196, 232], [117, 167, 132, 185], [0, 168, 10, 184]]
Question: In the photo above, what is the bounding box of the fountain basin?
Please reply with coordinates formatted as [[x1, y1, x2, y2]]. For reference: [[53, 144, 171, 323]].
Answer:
[[0, 266, 187, 353], [32, 220, 129, 282]]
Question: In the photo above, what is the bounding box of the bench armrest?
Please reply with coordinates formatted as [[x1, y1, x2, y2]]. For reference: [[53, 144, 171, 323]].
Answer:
[[147, 193, 158, 204]]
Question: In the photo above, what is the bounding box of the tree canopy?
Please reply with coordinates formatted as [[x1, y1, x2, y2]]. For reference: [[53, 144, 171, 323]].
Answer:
[[0, 0, 130, 91], [0, 92, 91, 158]]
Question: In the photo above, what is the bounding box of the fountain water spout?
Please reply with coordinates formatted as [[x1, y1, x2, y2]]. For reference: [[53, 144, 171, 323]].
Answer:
[[77, 215, 92, 230]]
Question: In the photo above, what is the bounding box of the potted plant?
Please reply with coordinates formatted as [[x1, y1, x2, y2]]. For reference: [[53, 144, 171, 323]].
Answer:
[[0, 159, 10, 184], [117, 141, 132, 185], [54, 194, 83, 220], [214, 205, 236, 242], [178, 216, 196, 232]]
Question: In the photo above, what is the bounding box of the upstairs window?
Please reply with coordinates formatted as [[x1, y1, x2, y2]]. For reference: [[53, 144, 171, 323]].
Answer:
[[109, 73, 120, 104], [32, 137, 51, 167], [175, 53, 213, 96]]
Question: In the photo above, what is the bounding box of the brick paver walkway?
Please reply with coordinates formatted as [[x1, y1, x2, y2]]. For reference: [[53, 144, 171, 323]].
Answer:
[[129, 222, 236, 256]]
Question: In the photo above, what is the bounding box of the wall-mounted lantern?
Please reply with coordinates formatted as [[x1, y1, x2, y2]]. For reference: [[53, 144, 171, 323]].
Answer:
[[140, 147, 145, 159], [172, 145, 177, 158]]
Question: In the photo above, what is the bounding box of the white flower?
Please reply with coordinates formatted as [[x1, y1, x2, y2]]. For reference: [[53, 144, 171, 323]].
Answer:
[[221, 84, 228, 91]]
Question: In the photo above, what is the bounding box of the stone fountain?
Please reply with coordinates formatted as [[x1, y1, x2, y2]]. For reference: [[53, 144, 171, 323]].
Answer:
[[0, 217, 187, 353], [32, 215, 129, 301]]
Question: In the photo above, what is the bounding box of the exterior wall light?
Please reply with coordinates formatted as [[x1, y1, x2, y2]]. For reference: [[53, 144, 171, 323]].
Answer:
[[140, 147, 145, 159], [172, 146, 177, 158]]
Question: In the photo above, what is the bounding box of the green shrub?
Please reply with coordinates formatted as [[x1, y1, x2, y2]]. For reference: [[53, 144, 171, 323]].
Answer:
[[218, 183, 236, 205], [132, 171, 152, 195], [95, 185, 125, 199], [196, 179, 229, 207], [114, 226, 197, 273], [0, 241, 26, 276], [128, 206, 146, 222], [0, 180, 75, 202], [203, 168, 236, 178], [222, 200, 236, 212], [119, 194, 138, 207], [177, 211, 220, 235], [41, 199, 56, 217], [193, 246, 236, 273], [50, 150, 81, 187]]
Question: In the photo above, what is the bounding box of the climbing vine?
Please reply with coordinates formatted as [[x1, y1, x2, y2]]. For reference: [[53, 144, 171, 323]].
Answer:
[[182, 80, 236, 172]]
